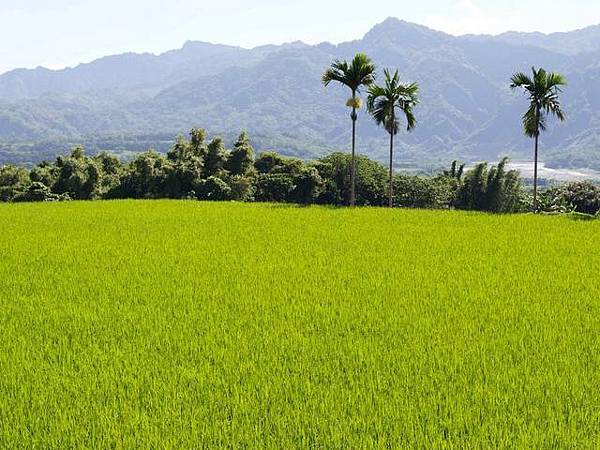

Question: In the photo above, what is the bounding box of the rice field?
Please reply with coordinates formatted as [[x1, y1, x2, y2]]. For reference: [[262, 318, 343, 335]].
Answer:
[[0, 200, 599, 448]]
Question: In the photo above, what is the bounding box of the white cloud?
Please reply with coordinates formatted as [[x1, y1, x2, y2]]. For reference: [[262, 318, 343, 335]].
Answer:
[[422, 0, 600, 36], [424, 0, 528, 35]]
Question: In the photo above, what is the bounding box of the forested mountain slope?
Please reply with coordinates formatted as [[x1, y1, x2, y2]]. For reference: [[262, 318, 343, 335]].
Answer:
[[1, 18, 598, 169]]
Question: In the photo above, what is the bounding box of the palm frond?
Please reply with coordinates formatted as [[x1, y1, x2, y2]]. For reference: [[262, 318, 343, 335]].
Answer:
[[366, 85, 386, 112], [511, 67, 567, 138], [545, 99, 566, 121], [523, 104, 542, 137], [403, 107, 417, 132], [367, 69, 419, 135], [510, 72, 533, 91], [322, 59, 350, 86], [546, 72, 567, 90], [322, 53, 376, 94]]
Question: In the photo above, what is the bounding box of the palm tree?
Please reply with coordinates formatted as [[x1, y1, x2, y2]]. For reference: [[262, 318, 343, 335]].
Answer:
[[322, 53, 376, 206], [367, 69, 419, 207], [510, 67, 566, 212]]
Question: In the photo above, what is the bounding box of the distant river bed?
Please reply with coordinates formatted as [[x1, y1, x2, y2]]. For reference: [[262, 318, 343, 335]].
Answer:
[[508, 161, 600, 182]]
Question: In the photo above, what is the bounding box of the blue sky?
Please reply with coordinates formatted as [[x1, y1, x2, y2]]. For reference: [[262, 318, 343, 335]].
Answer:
[[1, 0, 599, 74]]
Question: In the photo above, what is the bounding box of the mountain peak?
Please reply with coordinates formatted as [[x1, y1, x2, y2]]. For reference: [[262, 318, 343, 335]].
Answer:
[[363, 17, 451, 45], [378, 17, 421, 28], [180, 40, 241, 52]]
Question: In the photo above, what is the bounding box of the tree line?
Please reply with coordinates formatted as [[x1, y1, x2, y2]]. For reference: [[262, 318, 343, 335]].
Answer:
[[0, 54, 596, 215], [1, 128, 599, 215]]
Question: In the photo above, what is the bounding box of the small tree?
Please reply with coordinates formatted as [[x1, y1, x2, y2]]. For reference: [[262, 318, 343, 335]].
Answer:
[[0, 165, 30, 201], [189, 128, 208, 157], [556, 181, 600, 215], [53, 147, 102, 200], [254, 174, 295, 203], [115, 151, 169, 199], [165, 135, 204, 198], [226, 132, 255, 176], [255, 152, 286, 174], [315, 153, 387, 206], [289, 167, 324, 204], [204, 138, 228, 178]]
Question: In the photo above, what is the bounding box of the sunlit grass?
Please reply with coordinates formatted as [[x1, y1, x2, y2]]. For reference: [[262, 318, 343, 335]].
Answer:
[[0, 201, 599, 448]]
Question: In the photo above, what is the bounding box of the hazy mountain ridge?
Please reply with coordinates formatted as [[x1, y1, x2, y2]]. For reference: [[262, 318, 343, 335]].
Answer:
[[1, 18, 599, 169], [493, 25, 600, 55]]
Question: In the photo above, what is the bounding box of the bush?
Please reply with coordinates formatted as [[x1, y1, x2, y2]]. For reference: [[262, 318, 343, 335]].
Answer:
[[0, 165, 30, 201], [227, 175, 255, 202], [52, 147, 103, 200], [255, 152, 304, 176], [455, 158, 526, 213], [12, 182, 70, 202], [112, 151, 169, 199], [289, 167, 324, 204], [29, 162, 58, 188], [196, 176, 232, 201], [394, 175, 457, 209], [0, 129, 537, 215], [556, 181, 600, 215], [254, 174, 295, 203], [315, 153, 387, 206], [537, 187, 574, 214]]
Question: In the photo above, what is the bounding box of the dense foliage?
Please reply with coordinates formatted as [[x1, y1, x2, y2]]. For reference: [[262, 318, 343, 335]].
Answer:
[[454, 158, 527, 213], [1, 128, 598, 214], [538, 180, 600, 215]]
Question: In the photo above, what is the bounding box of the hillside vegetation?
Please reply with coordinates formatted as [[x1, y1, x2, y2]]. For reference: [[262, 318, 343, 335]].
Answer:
[[1, 18, 600, 169], [4, 128, 600, 215], [0, 201, 599, 447]]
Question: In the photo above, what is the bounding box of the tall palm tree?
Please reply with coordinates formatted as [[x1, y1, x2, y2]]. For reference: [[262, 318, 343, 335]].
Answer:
[[367, 69, 419, 208], [510, 67, 566, 212], [322, 53, 376, 206]]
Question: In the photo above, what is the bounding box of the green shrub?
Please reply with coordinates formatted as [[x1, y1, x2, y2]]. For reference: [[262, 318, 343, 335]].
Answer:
[[556, 181, 600, 215], [455, 158, 526, 213], [394, 175, 457, 209], [255, 174, 295, 202], [112, 151, 169, 199], [12, 182, 70, 202], [0, 130, 536, 215], [0, 165, 30, 201], [226, 132, 255, 176], [196, 176, 232, 201], [289, 167, 324, 205], [315, 153, 387, 206], [537, 187, 574, 214], [227, 175, 256, 202]]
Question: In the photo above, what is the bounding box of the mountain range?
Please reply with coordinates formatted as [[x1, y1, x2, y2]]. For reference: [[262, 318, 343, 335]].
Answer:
[[1, 18, 599, 170]]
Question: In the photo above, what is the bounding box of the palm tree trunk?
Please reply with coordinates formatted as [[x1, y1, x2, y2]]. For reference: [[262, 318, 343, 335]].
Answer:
[[351, 109, 357, 207], [533, 134, 539, 212], [533, 106, 541, 213], [389, 132, 394, 208]]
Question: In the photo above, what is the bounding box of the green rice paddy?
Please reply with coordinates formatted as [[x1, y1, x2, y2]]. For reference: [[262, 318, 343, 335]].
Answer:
[[0, 201, 599, 448]]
